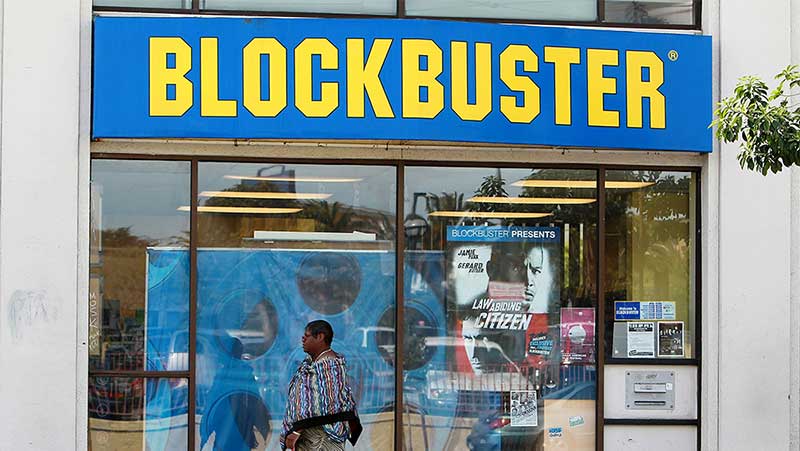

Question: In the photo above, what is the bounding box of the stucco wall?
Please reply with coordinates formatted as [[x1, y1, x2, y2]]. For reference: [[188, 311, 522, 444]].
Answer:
[[0, 0, 88, 450], [717, 0, 797, 450]]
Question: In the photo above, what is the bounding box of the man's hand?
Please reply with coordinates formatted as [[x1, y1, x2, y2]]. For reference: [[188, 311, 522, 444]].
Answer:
[[285, 431, 300, 450], [251, 426, 267, 451], [200, 432, 216, 451]]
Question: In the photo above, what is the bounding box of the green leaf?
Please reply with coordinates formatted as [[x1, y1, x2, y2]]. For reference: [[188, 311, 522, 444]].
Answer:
[[713, 65, 800, 174]]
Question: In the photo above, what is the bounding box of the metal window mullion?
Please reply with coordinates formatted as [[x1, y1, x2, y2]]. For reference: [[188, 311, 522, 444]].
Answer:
[[598, 0, 606, 23], [694, 169, 702, 450], [188, 159, 198, 451], [88, 370, 192, 378], [694, 0, 702, 28], [596, 167, 606, 451], [394, 163, 405, 451]]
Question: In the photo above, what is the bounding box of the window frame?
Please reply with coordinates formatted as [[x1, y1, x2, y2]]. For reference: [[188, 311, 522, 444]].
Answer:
[[88, 153, 702, 451], [92, 0, 702, 31]]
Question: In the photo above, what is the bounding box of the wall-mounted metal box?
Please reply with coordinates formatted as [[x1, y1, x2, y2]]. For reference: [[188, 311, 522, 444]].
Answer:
[[625, 370, 675, 410]]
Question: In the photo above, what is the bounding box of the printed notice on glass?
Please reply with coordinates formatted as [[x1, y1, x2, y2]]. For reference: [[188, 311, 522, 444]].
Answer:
[[510, 390, 538, 427], [658, 321, 685, 357], [614, 301, 676, 321], [627, 322, 655, 358]]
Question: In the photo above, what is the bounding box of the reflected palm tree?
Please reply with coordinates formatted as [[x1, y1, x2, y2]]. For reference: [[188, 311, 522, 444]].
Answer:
[[473, 173, 508, 213], [298, 200, 355, 232]]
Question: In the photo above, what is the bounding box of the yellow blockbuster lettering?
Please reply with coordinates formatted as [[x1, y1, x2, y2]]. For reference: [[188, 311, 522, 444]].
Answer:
[[587, 49, 620, 127], [200, 37, 237, 117], [149, 37, 193, 117], [402, 39, 444, 119], [499, 44, 540, 124], [242, 38, 287, 117], [544, 46, 580, 126], [451, 41, 492, 122], [626, 50, 666, 129], [295, 38, 339, 118], [347, 38, 394, 118]]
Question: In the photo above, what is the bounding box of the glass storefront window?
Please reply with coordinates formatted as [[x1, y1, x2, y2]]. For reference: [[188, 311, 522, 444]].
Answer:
[[403, 166, 597, 450], [194, 162, 397, 450], [405, 0, 597, 21], [88, 158, 702, 450], [89, 376, 189, 451], [200, 0, 396, 15], [604, 0, 694, 25], [604, 170, 697, 359], [92, 0, 700, 27], [89, 160, 191, 372]]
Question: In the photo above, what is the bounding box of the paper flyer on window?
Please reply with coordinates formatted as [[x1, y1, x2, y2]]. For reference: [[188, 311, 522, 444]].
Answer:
[[627, 322, 655, 358], [560, 308, 595, 364], [445, 226, 562, 373], [614, 301, 676, 321], [510, 390, 538, 427]]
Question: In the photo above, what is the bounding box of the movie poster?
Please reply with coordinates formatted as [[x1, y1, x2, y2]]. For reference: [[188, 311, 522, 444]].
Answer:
[[560, 308, 595, 364], [446, 225, 562, 373], [658, 321, 685, 357]]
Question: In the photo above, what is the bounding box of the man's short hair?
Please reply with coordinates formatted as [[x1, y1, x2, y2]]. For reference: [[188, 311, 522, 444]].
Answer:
[[306, 320, 334, 345]]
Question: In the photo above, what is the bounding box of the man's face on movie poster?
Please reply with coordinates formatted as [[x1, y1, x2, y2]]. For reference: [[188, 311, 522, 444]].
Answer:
[[449, 237, 558, 375], [484, 243, 552, 313]]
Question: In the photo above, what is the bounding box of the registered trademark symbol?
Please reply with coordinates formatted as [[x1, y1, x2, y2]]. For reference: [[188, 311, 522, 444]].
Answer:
[[668, 50, 679, 61]]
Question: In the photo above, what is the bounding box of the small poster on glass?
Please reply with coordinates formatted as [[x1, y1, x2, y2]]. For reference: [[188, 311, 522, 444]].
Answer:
[[510, 390, 538, 427], [658, 321, 685, 357], [627, 322, 655, 358]]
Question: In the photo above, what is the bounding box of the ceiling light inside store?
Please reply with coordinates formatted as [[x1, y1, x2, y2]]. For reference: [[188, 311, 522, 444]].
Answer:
[[428, 211, 553, 219], [468, 196, 596, 205], [511, 180, 656, 189], [224, 175, 363, 183], [604, 181, 657, 189], [177, 206, 302, 214], [199, 191, 331, 200]]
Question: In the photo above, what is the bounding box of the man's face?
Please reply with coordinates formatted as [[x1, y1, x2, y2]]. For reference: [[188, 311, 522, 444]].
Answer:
[[461, 318, 486, 374], [301, 328, 325, 355], [524, 246, 545, 307], [462, 318, 511, 374]]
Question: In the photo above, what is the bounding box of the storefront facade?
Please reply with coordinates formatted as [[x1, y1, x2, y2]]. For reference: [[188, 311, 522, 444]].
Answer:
[[1, 1, 799, 451]]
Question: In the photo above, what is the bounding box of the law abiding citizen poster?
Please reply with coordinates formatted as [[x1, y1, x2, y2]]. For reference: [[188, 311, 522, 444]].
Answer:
[[446, 225, 562, 372]]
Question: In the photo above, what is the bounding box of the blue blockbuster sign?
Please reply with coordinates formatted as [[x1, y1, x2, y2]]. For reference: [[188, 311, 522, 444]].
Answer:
[[93, 16, 712, 152]]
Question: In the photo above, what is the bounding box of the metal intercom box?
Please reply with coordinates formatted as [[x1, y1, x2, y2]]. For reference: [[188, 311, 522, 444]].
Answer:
[[625, 370, 675, 410]]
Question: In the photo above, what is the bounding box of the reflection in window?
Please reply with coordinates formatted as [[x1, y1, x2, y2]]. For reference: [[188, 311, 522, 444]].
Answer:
[[200, 0, 395, 15], [89, 160, 190, 373], [193, 162, 396, 450], [88, 377, 188, 451], [403, 167, 597, 451], [405, 0, 597, 21], [605, 0, 694, 25], [94, 0, 190, 8], [604, 171, 697, 359]]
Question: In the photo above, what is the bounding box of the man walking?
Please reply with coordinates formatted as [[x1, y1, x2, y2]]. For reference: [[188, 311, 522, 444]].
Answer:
[[281, 320, 362, 450]]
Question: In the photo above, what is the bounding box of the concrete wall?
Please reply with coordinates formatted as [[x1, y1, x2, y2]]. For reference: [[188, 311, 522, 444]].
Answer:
[[0, 0, 89, 450], [717, 0, 797, 450]]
